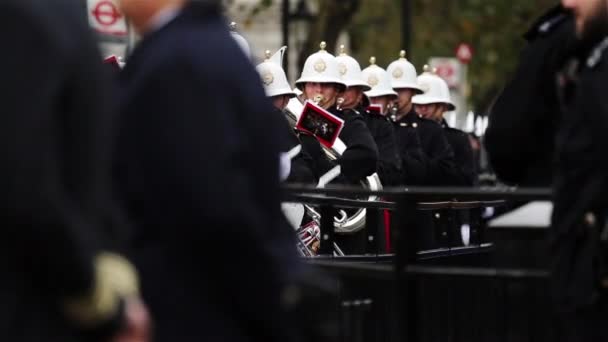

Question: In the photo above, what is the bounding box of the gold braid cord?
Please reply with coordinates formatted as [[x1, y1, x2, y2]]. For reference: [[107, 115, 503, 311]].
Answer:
[[63, 252, 139, 327]]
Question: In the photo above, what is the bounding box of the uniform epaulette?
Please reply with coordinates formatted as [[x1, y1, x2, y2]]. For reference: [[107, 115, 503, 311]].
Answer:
[[524, 6, 569, 41], [587, 36, 608, 69]]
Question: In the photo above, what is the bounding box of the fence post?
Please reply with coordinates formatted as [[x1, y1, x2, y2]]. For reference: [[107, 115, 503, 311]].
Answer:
[[319, 205, 337, 255], [470, 206, 484, 246], [392, 195, 419, 342], [366, 208, 381, 255]]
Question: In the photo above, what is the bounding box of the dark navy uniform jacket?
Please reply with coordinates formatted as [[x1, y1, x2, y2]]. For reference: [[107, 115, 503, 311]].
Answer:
[[328, 107, 379, 183], [115, 2, 299, 341], [391, 113, 427, 185], [552, 25, 608, 314], [394, 110, 464, 186], [361, 107, 403, 186], [276, 107, 318, 184], [0, 0, 133, 341], [441, 120, 477, 186], [485, 6, 573, 186]]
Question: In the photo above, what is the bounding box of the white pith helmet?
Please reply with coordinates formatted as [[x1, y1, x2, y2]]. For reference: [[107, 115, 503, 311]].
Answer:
[[295, 41, 347, 90], [386, 50, 423, 93], [361, 57, 398, 99], [411, 65, 456, 111], [335, 45, 371, 91], [229, 22, 252, 59], [256, 47, 295, 98]]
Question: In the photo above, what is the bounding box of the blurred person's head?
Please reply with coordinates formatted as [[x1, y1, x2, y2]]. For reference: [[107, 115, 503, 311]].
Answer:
[[230, 23, 252, 59], [562, 0, 608, 38], [118, 0, 186, 34]]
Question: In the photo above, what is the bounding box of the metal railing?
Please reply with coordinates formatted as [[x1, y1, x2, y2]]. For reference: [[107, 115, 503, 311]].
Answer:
[[283, 185, 553, 342]]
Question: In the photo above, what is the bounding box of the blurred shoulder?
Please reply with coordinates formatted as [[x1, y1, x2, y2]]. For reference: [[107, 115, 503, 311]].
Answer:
[[524, 5, 571, 42]]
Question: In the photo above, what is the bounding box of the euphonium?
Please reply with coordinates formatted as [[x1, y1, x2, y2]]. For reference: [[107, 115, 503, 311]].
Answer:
[[285, 95, 382, 235]]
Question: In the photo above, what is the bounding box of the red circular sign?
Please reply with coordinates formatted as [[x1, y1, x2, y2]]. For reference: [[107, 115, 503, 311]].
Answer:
[[92, 1, 122, 27], [456, 43, 474, 64]]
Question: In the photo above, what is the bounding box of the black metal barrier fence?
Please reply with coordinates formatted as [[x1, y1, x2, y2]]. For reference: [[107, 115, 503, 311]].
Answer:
[[283, 185, 553, 342]]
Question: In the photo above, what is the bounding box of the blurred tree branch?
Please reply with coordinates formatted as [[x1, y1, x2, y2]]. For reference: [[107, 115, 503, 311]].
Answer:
[[236, 0, 559, 112], [297, 0, 361, 70]]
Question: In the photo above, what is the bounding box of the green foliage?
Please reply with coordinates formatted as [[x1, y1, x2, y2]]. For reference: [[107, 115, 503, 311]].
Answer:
[[350, 0, 557, 111], [243, 0, 558, 111]]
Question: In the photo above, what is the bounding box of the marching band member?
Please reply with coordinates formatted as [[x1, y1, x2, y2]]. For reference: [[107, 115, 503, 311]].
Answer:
[[361, 56, 426, 185], [336, 47, 403, 186], [293, 42, 378, 184], [114, 1, 298, 340], [413, 66, 477, 185], [387, 51, 464, 186], [256, 48, 326, 184]]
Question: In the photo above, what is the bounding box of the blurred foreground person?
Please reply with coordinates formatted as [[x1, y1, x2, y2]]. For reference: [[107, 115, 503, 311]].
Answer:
[[485, 5, 572, 186], [551, 0, 608, 340], [0, 0, 148, 341], [115, 0, 300, 341]]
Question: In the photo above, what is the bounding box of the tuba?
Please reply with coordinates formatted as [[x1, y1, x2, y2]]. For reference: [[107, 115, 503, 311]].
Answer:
[[285, 95, 383, 235]]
